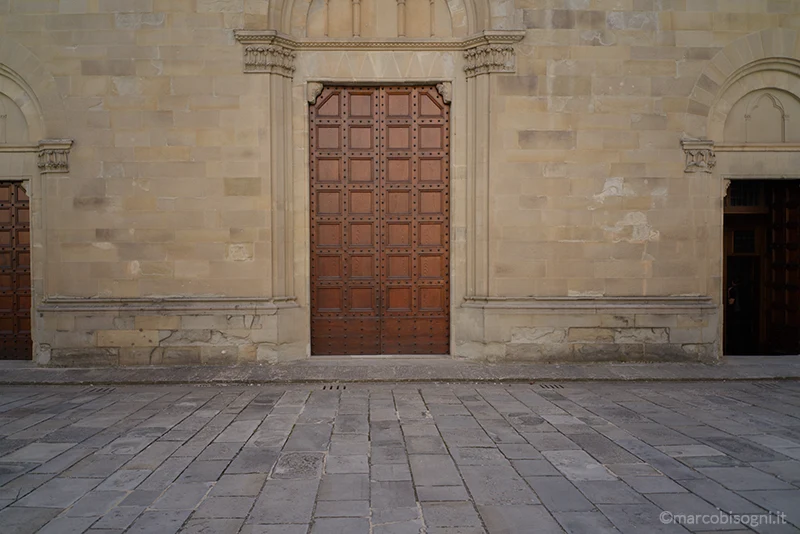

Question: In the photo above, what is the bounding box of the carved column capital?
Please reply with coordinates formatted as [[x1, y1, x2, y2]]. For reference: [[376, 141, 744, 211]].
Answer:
[[681, 138, 716, 173], [37, 139, 73, 174], [243, 44, 296, 76], [464, 44, 516, 77]]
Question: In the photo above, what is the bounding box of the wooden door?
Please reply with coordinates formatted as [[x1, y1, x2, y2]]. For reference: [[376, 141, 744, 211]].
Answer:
[[310, 86, 450, 355], [0, 182, 31, 360], [767, 181, 800, 354]]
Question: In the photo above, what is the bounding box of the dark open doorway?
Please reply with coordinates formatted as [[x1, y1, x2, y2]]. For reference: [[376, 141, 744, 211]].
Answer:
[[724, 179, 800, 355]]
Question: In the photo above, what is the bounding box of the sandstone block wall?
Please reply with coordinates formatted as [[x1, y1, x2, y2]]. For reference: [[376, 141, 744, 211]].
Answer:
[[0, 0, 796, 364]]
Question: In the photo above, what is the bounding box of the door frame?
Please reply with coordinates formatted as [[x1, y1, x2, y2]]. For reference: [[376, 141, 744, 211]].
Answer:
[[306, 82, 455, 356]]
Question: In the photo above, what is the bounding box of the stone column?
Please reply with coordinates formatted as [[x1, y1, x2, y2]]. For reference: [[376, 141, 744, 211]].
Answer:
[[240, 39, 297, 300], [463, 38, 521, 298]]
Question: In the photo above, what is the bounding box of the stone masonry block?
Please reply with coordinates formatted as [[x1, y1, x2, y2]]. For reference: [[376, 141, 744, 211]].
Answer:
[[50, 348, 120, 367], [135, 316, 182, 330], [567, 328, 616, 343], [97, 330, 159, 347], [614, 328, 669, 344], [509, 327, 567, 344]]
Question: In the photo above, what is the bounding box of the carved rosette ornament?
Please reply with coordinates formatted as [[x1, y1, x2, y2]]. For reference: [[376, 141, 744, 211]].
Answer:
[[37, 139, 73, 174], [681, 139, 716, 173], [464, 44, 516, 77], [243, 44, 296, 76]]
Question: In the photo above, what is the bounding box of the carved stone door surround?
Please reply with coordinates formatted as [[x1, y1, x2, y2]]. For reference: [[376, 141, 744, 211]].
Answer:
[[233, 29, 524, 356]]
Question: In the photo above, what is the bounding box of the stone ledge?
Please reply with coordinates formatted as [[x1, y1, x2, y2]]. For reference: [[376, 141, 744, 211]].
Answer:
[[39, 296, 299, 313], [462, 296, 715, 313]]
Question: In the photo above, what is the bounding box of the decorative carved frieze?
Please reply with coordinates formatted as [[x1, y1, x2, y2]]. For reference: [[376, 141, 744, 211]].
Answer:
[[307, 82, 324, 104], [681, 138, 716, 173], [435, 82, 452, 104], [464, 44, 516, 77], [37, 139, 73, 173], [243, 44, 296, 76]]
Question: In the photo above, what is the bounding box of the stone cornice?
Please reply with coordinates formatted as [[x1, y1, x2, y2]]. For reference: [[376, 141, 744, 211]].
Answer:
[[37, 139, 73, 174], [233, 29, 525, 52], [715, 143, 800, 152], [463, 296, 716, 312], [681, 138, 716, 173]]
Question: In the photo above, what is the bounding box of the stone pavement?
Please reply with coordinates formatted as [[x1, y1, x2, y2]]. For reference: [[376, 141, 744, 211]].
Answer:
[[1, 355, 799, 385], [0, 381, 799, 534]]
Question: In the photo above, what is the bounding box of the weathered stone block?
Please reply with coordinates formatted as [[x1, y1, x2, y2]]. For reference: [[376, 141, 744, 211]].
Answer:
[[50, 348, 119, 367], [97, 330, 159, 347], [567, 328, 616, 343], [614, 328, 669, 344], [162, 347, 201, 365]]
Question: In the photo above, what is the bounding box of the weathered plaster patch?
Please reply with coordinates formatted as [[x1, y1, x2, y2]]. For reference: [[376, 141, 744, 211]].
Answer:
[[592, 177, 634, 206], [603, 212, 660, 243]]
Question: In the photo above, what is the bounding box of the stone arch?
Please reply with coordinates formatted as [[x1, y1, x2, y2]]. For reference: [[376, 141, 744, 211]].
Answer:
[[706, 57, 800, 142], [269, 0, 490, 36], [0, 36, 66, 140], [685, 28, 800, 139]]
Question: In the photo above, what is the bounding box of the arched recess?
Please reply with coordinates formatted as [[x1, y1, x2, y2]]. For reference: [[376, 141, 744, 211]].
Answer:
[[707, 58, 800, 142], [685, 28, 800, 139], [0, 37, 66, 139], [269, 0, 490, 36]]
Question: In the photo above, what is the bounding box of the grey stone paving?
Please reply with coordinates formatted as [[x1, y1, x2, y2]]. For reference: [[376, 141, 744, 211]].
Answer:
[[0, 382, 798, 533]]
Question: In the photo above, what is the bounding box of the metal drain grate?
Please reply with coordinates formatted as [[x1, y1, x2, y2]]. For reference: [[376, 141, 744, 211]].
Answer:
[[539, 384, 564, 390], [322, 385, 346, 390], [84, 387, 116, 394]]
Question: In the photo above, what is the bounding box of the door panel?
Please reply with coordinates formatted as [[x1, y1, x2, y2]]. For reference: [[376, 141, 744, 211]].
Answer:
[[0, 182, 31, 360], [310, 86, 450, 355], [767, 181, 800, 354]]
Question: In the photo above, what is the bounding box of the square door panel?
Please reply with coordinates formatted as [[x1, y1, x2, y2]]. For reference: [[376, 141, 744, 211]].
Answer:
[[350, 254, 375, 279], [317, 92, 341, 116], [386, 92, 411, 117], [349, 223, 374, 247], [349, 126, 373, 150], [317, 158, 342, 183], [419, 287, 445, 311], [419, 190, 444, 215], [350, 93, 373, 117], [386, 223, 411, 247], [386, 190, 411, 216], [387, 254, 412, 279], [349, 191, 374, 215], [387, 158, 411, 183], [349, 158, 374, 183], [317, 191, 342, 215], [419, 254, 445, 280], [386, 287, 412, 312], [317, 126, 341, 149], [316, 223, 342, 247], [419, 223, 444, 246], [419, 125, 443, 149], [317, 287, 343, 312], [387, 126, 411, 150], [419, 158, 444, 183], [316, 255, 343, 279], [349, 287, 375, 312], [419, 91, 444, 117]]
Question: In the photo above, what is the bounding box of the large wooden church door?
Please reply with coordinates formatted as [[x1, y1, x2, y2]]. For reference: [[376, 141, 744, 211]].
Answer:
[[310, 86, 450, 355]]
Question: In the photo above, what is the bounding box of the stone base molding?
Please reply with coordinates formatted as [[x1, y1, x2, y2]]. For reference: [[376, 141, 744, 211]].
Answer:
[[456, 296, 719, 364]]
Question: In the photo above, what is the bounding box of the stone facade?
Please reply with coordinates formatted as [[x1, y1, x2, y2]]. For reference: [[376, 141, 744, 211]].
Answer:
[[0, 0, 798, 365]]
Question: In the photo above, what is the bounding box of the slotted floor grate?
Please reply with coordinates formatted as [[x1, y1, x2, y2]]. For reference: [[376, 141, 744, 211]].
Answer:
[[538, 383, 565, 390], [322, 384, 347, 390]]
